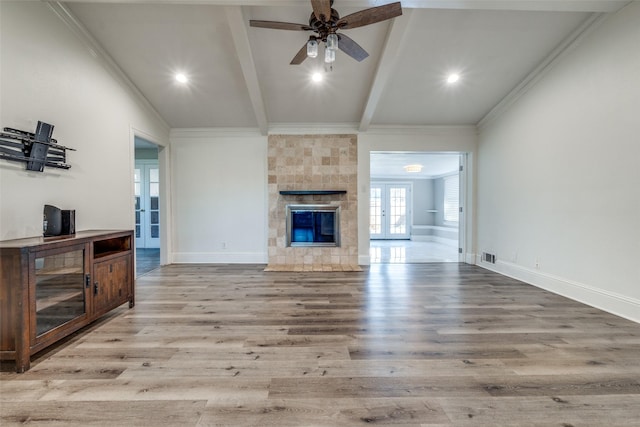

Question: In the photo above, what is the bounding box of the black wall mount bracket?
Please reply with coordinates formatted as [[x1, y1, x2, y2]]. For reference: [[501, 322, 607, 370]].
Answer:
[[0, 121, 74, 172]]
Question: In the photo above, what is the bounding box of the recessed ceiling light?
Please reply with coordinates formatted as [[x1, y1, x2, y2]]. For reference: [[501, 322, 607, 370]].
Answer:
[[175, 73, 188, 84], [312, 72, 323, 83], [446, 73, 460, 84], [403, 164, 423, 173]]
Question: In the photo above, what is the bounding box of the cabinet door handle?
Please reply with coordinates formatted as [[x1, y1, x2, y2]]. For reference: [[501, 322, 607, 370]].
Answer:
[[94, 281, 99, 295], [85, 274, 91, 288]]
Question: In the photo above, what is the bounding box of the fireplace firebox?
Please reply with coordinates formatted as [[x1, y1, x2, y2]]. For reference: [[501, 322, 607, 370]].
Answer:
[[286, 204, 340, 247]]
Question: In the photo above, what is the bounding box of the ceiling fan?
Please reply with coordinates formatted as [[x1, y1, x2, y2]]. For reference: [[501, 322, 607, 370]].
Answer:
[[250, 0, 402, 65]]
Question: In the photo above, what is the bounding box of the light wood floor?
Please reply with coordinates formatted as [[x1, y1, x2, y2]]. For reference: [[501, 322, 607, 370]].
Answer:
[[2, 263, 640, 426]]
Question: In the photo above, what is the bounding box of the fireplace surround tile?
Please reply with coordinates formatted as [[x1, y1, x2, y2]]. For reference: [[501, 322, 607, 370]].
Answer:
[[266, 134, 358, 271]]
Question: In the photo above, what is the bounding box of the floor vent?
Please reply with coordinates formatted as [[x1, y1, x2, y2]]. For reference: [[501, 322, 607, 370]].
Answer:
[[482, 252, 496, 264]]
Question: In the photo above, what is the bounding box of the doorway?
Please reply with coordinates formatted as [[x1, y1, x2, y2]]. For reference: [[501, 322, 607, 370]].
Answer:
[[369, 152, 463, 264], [134, 137, 160, 275]]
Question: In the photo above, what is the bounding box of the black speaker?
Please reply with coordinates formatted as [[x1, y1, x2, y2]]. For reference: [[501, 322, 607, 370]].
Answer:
[[61, 210, 75, 235]]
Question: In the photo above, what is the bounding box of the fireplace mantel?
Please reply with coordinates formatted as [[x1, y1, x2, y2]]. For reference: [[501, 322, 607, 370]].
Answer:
[[279, 190, 346, 196]]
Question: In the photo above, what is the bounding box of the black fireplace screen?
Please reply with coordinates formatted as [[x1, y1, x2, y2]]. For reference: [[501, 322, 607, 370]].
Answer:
[[286, 205, 340, 247]]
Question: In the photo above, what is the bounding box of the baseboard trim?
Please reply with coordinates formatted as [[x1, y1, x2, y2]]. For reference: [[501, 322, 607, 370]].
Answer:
[[172, 252, 267, 264], [465, 253, 476, 265], [411, 235, 457, 247], [476, 257, 640, 324]]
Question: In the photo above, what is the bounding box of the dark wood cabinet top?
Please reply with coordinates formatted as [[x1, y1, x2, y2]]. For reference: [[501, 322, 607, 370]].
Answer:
[[0, 230, 133, 250]]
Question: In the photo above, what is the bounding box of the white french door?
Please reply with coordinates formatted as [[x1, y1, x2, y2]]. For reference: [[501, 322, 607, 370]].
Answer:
[[134, 162, 160, 249], [370, 183, 411, 240]]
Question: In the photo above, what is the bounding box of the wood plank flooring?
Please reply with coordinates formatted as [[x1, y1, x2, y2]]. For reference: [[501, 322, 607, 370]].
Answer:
[[2, 263, 640, 426]]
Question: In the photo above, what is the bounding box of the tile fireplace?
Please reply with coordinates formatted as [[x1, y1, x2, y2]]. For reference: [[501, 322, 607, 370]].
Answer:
[[266, 134, 359, 271]]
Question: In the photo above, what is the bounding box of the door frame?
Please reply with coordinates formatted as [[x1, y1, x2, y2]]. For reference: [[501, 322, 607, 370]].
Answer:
[[366, 151, 469, 264], [130, 128, 170, 269]]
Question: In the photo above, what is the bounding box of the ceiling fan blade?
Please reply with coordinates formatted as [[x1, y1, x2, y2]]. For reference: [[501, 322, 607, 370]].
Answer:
[[290, 43, 308, 65], [337, 2, 402, 30], [337, 34, 369, 62], [250, 20, 312, 31], [311, 0, 332, 22]]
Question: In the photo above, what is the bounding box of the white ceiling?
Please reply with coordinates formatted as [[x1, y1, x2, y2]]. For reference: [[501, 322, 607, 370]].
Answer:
[[61, 0, 626, 132], [370, 152, 460, 179]]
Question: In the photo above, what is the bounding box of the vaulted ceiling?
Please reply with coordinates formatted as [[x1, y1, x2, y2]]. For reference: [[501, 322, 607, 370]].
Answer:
[[57, 0, 627, 134]]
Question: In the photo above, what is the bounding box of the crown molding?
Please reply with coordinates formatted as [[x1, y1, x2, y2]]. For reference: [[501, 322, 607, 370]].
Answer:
[[170, 124, 478, 139], [268, 123, 360, 135], [46, 2, 170, 133], [170, 127, 263, 140], [365, 125, 477, 136]]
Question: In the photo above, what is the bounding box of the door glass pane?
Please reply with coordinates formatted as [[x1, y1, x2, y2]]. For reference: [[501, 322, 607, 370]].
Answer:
[[134, 168, 141, 197], [149, 168, 159, 196], [149, 183, 159, 198], [389, 187, 407, 234], [148, 168, 160, 244], [370, 187, 382, 235], [35, 250, 85, 336], [135, 167, 143, 243]]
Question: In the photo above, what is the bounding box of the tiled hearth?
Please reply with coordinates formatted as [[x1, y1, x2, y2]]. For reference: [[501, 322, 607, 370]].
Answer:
[[266, 134, 360, 271]]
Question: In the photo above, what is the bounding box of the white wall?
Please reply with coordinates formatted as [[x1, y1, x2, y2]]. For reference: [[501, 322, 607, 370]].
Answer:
[[477, 2, 640, 322], [170, 129, 267, 263], [0, 2, 169, 240], [169, 127, 477, 265], [358, 127, 478, 265]]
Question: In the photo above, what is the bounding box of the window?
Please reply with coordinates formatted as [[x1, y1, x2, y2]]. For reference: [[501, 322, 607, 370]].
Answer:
[[443, 175, 459, 223]]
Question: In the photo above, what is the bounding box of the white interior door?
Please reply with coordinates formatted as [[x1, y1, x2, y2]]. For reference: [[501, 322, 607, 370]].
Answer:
[[134, 162, 160, 249], [370, 183, 411, 239]]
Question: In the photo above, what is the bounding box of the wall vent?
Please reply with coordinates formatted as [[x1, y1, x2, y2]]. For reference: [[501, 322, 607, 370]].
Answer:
[[482, 252, 496, 264]]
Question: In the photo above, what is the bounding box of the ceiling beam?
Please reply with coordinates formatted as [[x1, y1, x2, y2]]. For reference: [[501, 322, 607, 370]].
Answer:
[[43, 0, 630, 13], [358, 9, 412, 132], [225, 6, 269, 135]]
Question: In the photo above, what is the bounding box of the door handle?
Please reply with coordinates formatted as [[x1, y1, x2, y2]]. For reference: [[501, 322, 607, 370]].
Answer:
[[94, 281, 99, 295]]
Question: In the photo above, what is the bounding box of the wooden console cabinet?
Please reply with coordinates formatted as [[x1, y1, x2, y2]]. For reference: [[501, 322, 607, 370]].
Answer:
[[0, 230, 134, 372]]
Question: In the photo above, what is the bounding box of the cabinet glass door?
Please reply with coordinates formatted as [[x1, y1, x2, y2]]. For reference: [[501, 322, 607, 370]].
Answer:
[[34, 248, 86, 337]]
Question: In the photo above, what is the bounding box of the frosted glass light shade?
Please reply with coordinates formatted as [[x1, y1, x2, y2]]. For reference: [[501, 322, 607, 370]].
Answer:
[[327, 33, 338, 51], [324, 48, 335, 63], [307, 39, 318, 58]]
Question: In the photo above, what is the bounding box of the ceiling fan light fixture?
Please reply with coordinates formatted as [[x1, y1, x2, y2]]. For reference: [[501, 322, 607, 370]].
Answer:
[[249, 1, 402, 66], [324, 48, 335, 63], [307, 38, 318, 58], [326, 33, 338, 51], [404, 164, 423, 173], [312, 72, 323, 82]]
